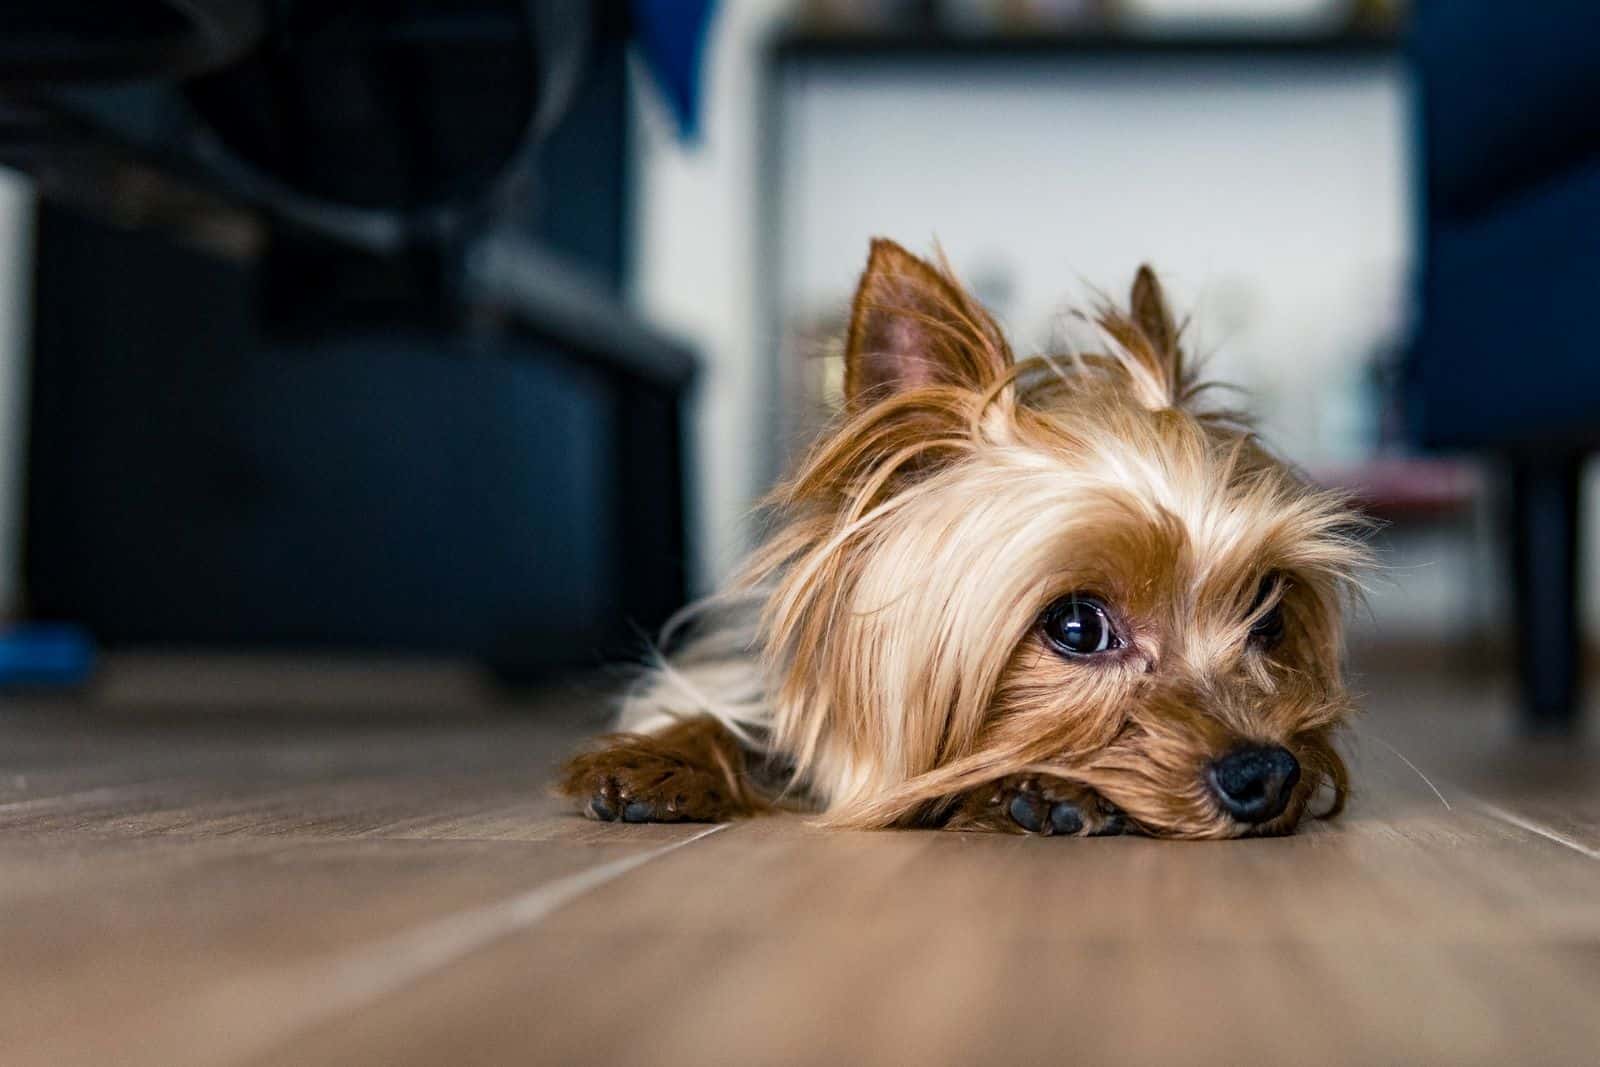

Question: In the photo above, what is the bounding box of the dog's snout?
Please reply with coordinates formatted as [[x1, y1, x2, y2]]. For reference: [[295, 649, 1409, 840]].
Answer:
[[1208, 746, 1299, 824]]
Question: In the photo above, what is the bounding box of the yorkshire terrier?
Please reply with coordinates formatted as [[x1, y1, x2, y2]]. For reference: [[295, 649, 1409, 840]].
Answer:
[[559, 239, 1367, 838]]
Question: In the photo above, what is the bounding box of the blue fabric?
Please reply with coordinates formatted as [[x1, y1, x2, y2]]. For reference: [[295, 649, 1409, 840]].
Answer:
[[1407, 0, 1600, 450], [630, 0, 716, 140], [1413, 0, 1600, 223], [1410, 158, 1600, 449]]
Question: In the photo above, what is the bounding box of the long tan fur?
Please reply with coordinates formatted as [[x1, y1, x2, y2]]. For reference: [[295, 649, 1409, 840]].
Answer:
[[605, 239, 1368, 839]]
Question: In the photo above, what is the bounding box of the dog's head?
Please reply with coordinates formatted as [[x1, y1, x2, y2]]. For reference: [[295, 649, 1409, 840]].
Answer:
[[750, 239, 1368, 838]]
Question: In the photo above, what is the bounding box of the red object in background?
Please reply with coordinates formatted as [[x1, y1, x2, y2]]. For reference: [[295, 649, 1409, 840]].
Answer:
[[1314, 457, 1480, 522]]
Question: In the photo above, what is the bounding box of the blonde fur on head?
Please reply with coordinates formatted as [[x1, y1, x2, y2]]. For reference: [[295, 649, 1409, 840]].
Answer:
[[597, 239, 1368, 839]]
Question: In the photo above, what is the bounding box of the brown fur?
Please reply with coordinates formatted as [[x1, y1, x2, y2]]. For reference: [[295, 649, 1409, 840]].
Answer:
[[561, 716, 766, 823], [557, 239, 1369, 839]]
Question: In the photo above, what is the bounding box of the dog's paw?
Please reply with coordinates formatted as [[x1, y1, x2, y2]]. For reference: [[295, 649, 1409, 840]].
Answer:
[[559, 742, 736, 824], [949, 775, 1126, 837]]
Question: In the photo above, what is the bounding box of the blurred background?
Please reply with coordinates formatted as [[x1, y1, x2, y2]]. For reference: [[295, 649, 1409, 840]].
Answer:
[[0, 0, 1594, 732]]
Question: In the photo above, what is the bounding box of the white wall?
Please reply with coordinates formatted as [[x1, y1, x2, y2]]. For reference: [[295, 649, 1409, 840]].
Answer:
[[629, 0, 795, 592], [776, 60, 1413, 469]]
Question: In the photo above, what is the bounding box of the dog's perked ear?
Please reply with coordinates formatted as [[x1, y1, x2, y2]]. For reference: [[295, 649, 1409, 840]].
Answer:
[[1098, 263, 1190, 411], [844, 239, 1012, 409], [1130, 264, 1179, 358]]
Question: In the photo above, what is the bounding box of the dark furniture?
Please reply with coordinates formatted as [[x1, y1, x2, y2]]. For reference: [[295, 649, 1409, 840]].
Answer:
[[1, 2, 696, 678], [1406, 0, 1600, 732]]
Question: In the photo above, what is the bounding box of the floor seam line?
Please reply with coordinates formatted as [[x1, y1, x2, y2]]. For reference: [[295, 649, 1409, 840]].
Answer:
[[1470, 797, 1600, 861]]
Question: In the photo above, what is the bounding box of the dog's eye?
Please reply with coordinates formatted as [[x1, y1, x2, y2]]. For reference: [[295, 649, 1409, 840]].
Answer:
[[1249, 576, 1286, 648], [1041, 595, 1120, 657]]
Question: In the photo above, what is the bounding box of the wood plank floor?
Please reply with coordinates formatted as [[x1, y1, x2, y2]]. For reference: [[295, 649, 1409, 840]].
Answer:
[[1, 655, 1597, 1065]]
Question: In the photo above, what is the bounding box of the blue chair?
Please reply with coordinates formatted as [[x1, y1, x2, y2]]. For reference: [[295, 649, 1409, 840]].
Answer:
[[1406, 0, 1600, 732]]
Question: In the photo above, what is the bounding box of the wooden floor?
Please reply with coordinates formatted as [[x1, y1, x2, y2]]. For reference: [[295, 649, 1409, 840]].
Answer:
[[2, 655, 1598, 1066]]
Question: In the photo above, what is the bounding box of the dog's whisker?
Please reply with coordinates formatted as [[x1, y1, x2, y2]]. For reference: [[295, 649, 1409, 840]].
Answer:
[[1357, 729, 1452, 811]]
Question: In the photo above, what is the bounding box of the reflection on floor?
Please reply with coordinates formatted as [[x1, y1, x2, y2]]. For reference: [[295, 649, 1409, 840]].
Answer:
[[1, 655, 1596, 1066]]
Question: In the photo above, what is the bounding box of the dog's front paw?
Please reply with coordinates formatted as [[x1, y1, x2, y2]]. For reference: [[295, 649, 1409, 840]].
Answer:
[[949, 775, 1126, 837], [559, 740, 737, 824]]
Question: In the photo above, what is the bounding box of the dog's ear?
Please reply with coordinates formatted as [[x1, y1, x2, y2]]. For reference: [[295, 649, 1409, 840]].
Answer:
[[1130, 264, 1178, 359], [844, 239, 1011, 409], [1100, 264, 1189, 410]]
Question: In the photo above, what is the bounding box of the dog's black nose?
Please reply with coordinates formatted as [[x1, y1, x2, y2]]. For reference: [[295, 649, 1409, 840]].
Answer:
[[1208, 746, 1299, 824]]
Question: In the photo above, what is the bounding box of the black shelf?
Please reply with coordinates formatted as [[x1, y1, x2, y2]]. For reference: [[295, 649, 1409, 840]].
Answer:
[[773, 25, 1401, 64]]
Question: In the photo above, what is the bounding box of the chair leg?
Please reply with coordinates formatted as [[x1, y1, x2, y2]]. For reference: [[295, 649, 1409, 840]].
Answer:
[[1507, 456, 1584, 734]]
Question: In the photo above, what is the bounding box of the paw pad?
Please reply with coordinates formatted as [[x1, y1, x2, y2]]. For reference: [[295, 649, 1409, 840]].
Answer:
[[1048, 802, 1084, 835], [1008, 794, 1045, 832], [1008, 793, 1093, 835], [979, 775, 1126, 837]]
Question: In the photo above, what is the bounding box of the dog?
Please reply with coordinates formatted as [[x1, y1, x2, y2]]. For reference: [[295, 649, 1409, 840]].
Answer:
[[559, 239, 1368, 838]]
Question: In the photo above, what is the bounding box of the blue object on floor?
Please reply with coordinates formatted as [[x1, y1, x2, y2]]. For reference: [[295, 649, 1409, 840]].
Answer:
[[0, 624, 96, 686]]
